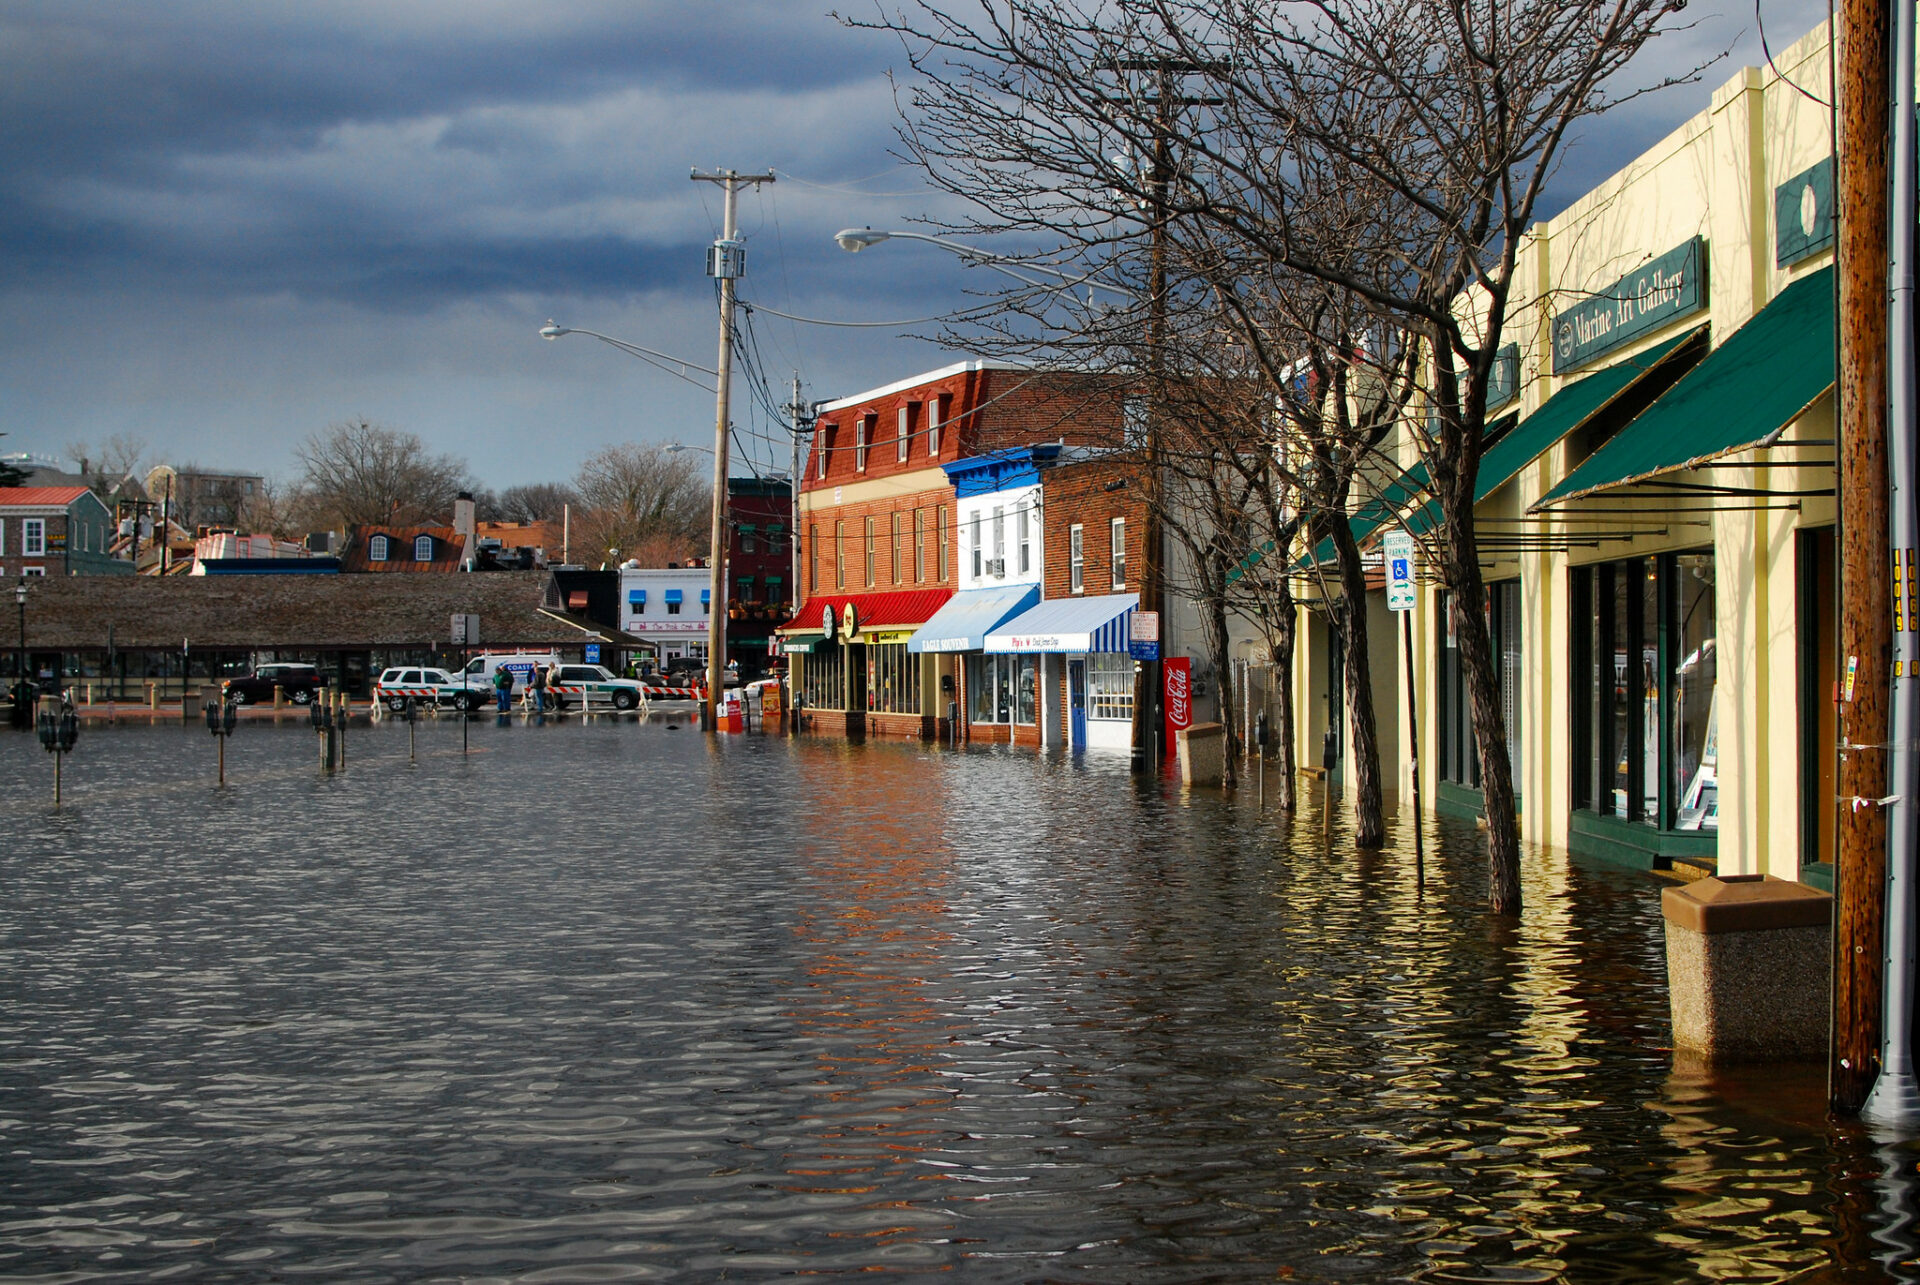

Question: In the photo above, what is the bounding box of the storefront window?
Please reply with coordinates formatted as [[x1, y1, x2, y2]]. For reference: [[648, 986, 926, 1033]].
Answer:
[[799, 644, 847, 711], [1436, 581, 1520, 790], [867, 643, 921, 714], [967, 654, 1038, 725], [1087, 654, 1135, 721], [1571, 551, 1716, 831], [1673, 553, 1718, 830]]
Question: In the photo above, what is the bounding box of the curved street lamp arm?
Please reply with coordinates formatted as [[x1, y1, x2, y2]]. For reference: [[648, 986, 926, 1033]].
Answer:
[[540, 324, 719, 393], [836, 228, 1140, 302]]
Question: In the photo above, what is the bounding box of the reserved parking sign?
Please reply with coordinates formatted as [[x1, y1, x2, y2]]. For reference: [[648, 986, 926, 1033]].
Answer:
[[1384, 530, 1416, 612]]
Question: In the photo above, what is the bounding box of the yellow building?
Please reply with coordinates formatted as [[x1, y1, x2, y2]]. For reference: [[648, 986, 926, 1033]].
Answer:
[[1300, 21, 1840, 881]]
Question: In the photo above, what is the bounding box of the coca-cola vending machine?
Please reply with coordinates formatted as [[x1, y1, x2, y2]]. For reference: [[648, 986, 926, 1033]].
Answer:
[[1163, 657, 1193, 761]]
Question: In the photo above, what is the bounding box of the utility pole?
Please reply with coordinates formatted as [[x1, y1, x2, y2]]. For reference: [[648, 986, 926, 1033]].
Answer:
[[690, 168, 775, 731], [1862, 0, 1920, 1125], [786, 373, 810, 615], [1832, 0, 1894, 1115]]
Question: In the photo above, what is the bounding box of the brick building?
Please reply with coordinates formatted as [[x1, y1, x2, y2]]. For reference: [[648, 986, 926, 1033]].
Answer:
[[0, 487, 132, 579], [724, 476, 793, 664], [781, 360, 1124, 742], [976, 453, 1152, 751]]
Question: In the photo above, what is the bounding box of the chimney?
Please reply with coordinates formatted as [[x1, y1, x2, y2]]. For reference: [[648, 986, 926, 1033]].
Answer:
[[454, 491, 476, 569]]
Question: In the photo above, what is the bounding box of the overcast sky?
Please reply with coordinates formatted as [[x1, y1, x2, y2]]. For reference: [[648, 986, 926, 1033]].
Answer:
[[0, 0, 1832, 493]]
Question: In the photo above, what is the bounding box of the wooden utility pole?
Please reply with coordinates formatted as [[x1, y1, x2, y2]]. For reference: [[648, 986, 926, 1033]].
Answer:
[[1832, 0, 1894, 1115]]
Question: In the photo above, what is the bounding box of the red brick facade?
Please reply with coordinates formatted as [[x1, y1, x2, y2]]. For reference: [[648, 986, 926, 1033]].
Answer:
[[1039, 456, 1150, 601]]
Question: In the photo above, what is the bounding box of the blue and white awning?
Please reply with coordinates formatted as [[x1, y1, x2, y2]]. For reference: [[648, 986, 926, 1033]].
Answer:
[[907, 583, 1040, 654], [984, 592, 1138, 654]]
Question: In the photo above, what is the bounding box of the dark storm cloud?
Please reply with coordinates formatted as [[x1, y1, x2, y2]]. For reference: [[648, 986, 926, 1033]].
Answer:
[[0, 2, 919, 308]]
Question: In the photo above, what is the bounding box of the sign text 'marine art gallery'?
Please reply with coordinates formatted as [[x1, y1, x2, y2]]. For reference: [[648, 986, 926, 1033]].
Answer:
[[1551, 236, 1707, 374]]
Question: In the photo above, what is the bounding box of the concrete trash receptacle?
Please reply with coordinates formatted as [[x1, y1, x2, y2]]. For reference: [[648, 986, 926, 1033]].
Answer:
[[1661, 874, 1831, 1062], [1176, 722, 1225, 787]]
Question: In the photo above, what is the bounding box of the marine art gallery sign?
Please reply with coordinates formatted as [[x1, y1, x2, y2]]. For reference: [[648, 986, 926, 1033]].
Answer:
[[1552, 236, 1706, 374]]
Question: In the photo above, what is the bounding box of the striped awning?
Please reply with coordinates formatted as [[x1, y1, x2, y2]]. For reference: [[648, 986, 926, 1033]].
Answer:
[[984, 592, 1138, 654]]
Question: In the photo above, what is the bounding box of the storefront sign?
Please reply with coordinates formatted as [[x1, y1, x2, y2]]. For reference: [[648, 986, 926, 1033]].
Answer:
[[1775, 157, 1835, 266], [1129, 610, 1160, 661], [841, 602, 859, 638], [1552, 236, 1706, 374], [1384, 529, 1416, 612], [821, 604, 836, 641], [1163, 657, 1193, 760]]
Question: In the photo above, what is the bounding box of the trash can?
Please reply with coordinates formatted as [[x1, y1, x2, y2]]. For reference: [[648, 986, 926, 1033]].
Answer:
[[1176, 722, 1225, 787], [1661, 874, 1832, 1062]]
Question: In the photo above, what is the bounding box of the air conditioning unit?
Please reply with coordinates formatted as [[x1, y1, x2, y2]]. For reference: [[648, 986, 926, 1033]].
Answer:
[[989, 558, 1005, 577]]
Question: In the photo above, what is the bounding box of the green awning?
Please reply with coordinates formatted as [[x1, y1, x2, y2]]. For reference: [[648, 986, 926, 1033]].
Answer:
[[1306, 462, 1431, 566], [779, 633, 824, 654], [1535, 266, 1835, 507], [1404, 332, 1700, 536]]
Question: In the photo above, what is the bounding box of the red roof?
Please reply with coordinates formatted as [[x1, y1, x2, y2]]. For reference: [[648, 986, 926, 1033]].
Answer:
[[785, 587, 954, 633], [0, 487, 91, 507]]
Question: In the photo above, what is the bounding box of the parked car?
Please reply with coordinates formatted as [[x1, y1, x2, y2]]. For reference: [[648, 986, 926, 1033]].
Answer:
[[373, 667, 488, 713], [457, 652, 562, 695], [223, 663, 324, 706], [544, 664, 647, 711]]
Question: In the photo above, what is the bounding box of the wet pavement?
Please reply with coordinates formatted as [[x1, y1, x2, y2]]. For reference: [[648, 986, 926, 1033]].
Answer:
[[1, 715, 1915, 1281]]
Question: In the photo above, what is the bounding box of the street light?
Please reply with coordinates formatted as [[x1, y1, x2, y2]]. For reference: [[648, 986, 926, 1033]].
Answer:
[[833, 227, 1139, 301], [540, 326, 731, 727], [11, 578, 28, 729], [539, 323, 718, 393]]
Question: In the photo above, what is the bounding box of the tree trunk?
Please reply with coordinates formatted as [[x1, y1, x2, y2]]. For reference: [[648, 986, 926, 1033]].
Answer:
[[1272, 580, 1298, 812], [1202, 591, 1240, 785], [1443, 537, 1522, 913], [1328, 517, 1386, 848]]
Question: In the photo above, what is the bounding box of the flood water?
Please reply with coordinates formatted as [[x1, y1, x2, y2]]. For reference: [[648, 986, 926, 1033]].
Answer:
[[1, 714, 1915, 1282]]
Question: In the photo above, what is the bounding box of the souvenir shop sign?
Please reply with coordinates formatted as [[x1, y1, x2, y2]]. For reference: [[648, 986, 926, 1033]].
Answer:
[[1552, 236, 1706, 374]]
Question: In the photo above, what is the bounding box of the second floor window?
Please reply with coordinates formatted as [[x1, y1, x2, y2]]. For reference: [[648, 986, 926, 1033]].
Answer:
[[1070, 524, 1084, 594], [991, 506, 1005, 575], [927, 396, 944, 457], [1018, 507, 1031, 573], [913, 508, 925, 583], [970, 510, 983, 578], [809, 523, 819, 592], [937, 506, 949, 581], [368, 534, 389, 562], [414, 534, 434, 561], [1111, 518, 1127, 588], [856, 417, 870, 472], [835, 521, 846, 589], [864, 516, 876, 586], [817, 424, 834, 479], [897, 405, 911, 463], [740, 525, 756, 554]]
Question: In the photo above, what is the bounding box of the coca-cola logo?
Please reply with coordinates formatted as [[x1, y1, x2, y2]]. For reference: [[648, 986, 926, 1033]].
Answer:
[[1166, 666, 1191, 728]]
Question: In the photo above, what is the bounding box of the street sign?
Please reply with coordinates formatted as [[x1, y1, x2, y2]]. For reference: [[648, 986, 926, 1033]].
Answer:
[[584, 643, 601, 665], [450, 613, 480, 645], [1384, 530, 1416, 612], [1129, 610, 1161, 661]]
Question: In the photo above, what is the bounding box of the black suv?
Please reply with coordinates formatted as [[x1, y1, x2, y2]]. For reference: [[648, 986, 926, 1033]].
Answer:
[[223, 663, 325, 705]]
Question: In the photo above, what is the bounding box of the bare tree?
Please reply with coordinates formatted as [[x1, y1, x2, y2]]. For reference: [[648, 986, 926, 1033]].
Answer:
[[853, 0, 1693, 912], [293, 418, 475, 529], [571, 443, 710, 568], [65, 433, 147, 498], [494, 482, 582, 525]]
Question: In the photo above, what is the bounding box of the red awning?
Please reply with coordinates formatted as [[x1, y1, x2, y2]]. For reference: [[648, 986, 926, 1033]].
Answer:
[[781, 587, 955, 634]]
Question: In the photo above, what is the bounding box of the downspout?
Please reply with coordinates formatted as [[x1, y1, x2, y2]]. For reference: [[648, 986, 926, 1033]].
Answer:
[[1863, 0, 1920, 1126]]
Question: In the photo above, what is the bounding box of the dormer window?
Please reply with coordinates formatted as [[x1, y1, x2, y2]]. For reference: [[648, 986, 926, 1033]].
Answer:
[[413, 534, 433, 561], [369, 534, 389, 562], [856, 416, 871, 472], [928, 395, 945, 457], [897, 404, 912, 463], [817, 424, 834, 479]]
